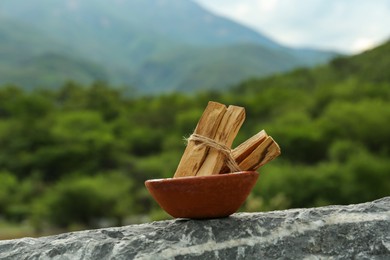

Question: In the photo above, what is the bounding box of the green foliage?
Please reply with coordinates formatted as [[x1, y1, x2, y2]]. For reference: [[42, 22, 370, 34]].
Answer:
[[319, 99, 390, 153], [32, 172, 134, 229], [0, 171, 17, 217]]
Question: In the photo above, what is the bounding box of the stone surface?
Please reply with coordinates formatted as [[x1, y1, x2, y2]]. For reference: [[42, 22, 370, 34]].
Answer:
[[1, 197, 390, 260]]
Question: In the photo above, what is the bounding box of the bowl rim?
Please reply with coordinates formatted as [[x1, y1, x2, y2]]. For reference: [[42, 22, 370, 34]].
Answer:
[[145, 171, 258, 184]]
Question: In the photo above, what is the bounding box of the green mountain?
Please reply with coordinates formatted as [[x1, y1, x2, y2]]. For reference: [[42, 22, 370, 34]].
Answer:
[[0, 16, 108, 89], [233, 38, 390, 94], [0, 0, 337, 93]]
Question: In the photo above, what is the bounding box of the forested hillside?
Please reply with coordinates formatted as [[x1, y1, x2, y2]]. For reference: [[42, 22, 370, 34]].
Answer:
[[0, 0, 335, 93], [0, 40, 389, 239]]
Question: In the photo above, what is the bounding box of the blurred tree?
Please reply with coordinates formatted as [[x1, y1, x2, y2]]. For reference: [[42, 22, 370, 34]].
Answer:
[[0, 171, 17, 218], [32, 172, 134, 229]]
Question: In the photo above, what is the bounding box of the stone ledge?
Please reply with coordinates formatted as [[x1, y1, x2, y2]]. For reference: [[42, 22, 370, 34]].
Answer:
[[1, 197, 389, 259]]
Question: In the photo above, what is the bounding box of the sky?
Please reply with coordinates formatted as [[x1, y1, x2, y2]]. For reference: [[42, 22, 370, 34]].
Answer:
[[194, 0, 390, 54]]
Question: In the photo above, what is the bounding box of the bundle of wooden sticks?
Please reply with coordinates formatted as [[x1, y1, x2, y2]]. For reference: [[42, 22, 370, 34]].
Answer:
[[174, 101, 281, 178]]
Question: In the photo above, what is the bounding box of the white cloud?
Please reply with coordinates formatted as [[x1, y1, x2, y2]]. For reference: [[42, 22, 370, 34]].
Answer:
[[194, 0, 390, 53], [352, 38, 377, 53]]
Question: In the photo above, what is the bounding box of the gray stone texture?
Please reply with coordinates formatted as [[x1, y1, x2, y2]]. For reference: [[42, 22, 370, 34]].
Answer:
[[1, 197, 390, 259]]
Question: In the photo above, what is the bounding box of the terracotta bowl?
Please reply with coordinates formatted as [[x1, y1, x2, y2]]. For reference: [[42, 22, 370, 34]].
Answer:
[[145, 171, 259, 219]]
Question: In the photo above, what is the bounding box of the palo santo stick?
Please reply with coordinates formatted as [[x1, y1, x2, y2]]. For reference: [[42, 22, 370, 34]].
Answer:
[[220, 130, 268, 174], [232, 130, 268, 164], [173, 101, 227, 178], [238, 136, 281, 171], [196, 105, 245, 176]]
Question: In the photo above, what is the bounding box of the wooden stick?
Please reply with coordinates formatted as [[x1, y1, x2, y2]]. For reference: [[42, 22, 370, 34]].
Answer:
[[173, 101, 227, 178], [238, 136, 281, 171], [174, 102, 280, 177], [196, 105, 245, 176], [219, 130, 267, 174], [232, 130, 268, 165]]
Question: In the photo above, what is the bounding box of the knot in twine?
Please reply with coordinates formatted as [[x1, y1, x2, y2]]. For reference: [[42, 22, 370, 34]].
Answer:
[[186, 134, 241, 173]]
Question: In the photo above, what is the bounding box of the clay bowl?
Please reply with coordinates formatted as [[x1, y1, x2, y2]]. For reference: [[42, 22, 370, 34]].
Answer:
[[145, 171, 259, 219]]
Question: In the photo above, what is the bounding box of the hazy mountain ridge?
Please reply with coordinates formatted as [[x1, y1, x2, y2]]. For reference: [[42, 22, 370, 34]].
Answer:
[[0, 0, 337, 93], [233, 39, 390, 95]]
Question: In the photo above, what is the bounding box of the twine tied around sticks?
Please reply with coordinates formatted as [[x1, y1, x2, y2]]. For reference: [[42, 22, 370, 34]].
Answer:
[[185, 134, 241, 173]]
